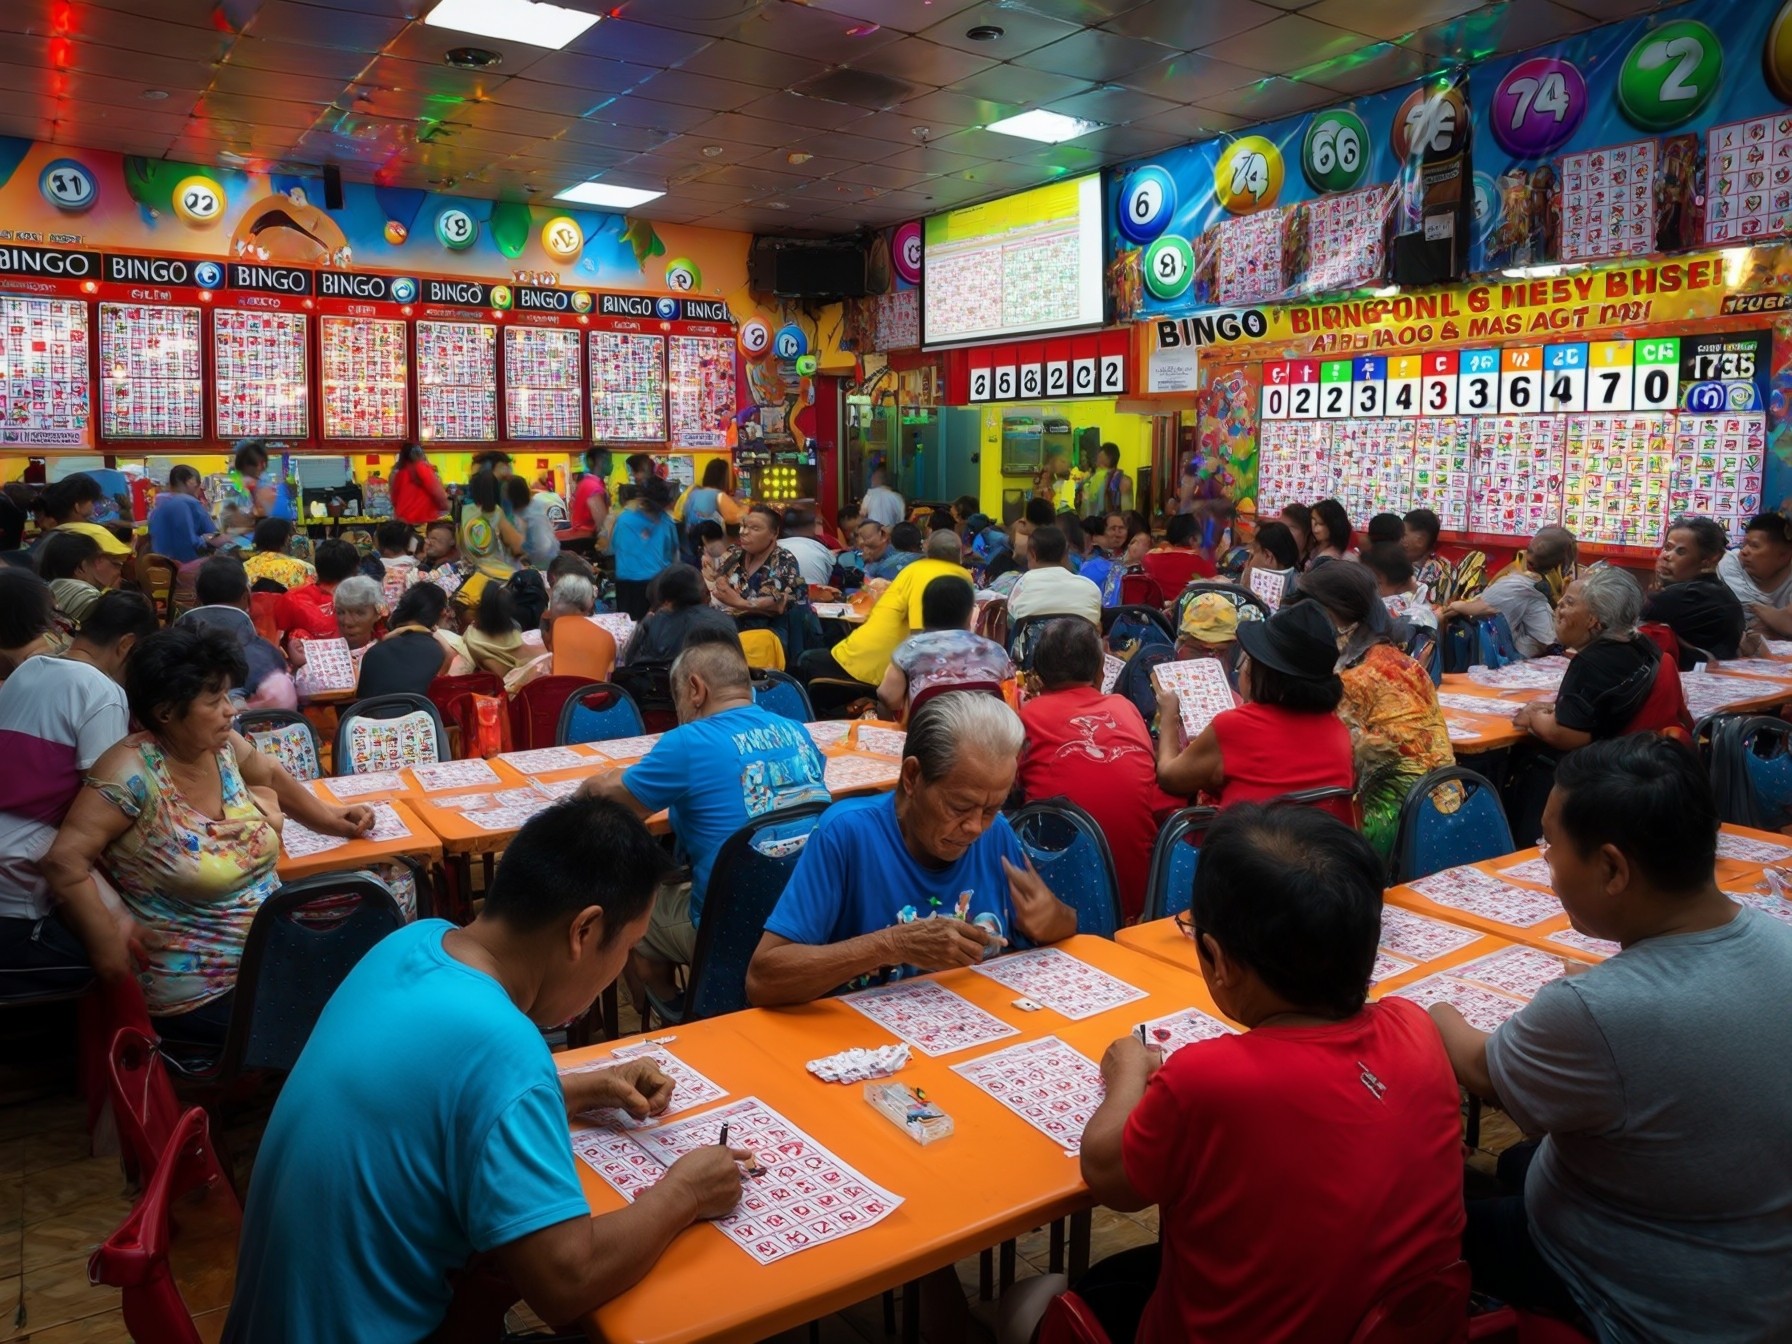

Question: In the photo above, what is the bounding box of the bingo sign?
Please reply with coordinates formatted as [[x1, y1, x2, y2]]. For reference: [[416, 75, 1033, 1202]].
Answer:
[[1679, 330, 1770, 412]]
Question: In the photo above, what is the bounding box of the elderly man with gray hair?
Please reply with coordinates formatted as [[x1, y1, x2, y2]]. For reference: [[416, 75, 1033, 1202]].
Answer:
[[747, 691, 1076, 1007], [1445, 525, 1578, 658]]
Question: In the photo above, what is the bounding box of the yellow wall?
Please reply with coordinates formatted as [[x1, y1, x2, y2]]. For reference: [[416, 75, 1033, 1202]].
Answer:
[[975, 398, 1153, 513]]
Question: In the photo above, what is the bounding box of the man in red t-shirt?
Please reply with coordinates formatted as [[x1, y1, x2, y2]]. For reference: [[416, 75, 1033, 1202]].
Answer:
[[274, 538, 358, 657], [1017, 618, 1177, 920], [1074, 805, 1465, 1344]]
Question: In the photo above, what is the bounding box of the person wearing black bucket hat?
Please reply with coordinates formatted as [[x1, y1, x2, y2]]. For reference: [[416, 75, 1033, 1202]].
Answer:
[[1155, 600, 1356, 825]]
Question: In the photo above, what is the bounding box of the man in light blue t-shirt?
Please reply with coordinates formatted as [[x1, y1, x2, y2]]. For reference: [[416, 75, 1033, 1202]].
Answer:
[[584, 635, 829, 1004], [746, 692, 1077, 1006], [223, 798, 749, 1344]]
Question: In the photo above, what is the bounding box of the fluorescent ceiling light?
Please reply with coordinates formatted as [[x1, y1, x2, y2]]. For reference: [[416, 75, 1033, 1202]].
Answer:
[[985, 110, 1104, 144], [425, 0, 599, 50], [555, 181, 665, 208]]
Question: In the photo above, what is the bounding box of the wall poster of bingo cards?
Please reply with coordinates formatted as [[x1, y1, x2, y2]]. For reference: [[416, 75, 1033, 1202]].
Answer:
[[1254, 420, 1333, 513], [415, 319, 497, 442], [1412, 418, 1473, 529], [98, 303, 203, 439], [1704, 112, 1792, 244], [1300, 186, 1393, 294], [1469, 417, 1564, 536], [1559, 140, 1656, 263], [1561, 414, 1669, 546], [1214, 209, 1286, 305], [214, 309, 308, 439], [1671, 414, 1764, 536], [1332, 419, 1415, 521], [321, 316, 408, 439], [503, 326, 583, 440], [667, 334, 735, 449], [0, 296, 90, 445], [588, 330, 666, 441]]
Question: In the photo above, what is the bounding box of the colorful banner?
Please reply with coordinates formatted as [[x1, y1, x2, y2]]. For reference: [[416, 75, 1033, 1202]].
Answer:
[[1472, 0, 1792, 271], [0, 137, 747, 300]]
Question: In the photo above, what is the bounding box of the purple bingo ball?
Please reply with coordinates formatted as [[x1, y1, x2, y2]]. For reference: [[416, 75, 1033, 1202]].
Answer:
[[1490, 57, 1588, 158]]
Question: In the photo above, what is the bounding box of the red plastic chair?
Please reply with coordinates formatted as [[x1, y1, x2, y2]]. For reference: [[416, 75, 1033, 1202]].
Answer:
[[89, 1107, 242, 1344], [1141, 549, 1213, 595], [509, 675, 593, 751], [1349, 1260, 1470, 1343], [908, 678, 1007, 720], [1118, 570, 1167, 610], [427, 672, 506, 759], [1623, 651, 1694, 744], [1037, 1289, 1111, 1344], [107, 1026, 182, 1188]]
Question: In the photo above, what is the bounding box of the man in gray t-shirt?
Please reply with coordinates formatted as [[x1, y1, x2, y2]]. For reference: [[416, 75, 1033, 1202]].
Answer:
[[1444, 525, 1575, 659], [1425, 736, 1792, 1343]]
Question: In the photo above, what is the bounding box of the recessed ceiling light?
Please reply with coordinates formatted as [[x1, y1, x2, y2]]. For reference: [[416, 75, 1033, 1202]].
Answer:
[[787, 151, 813, 165], [702, 144, 725, 157], [554, 181, 665, 208], [140, 88, 168, 100], [965, 24, 1004, 40], [986, 109, 1103, 143], [424, 0, 599, 50], [444, 46, 502, 69], [765, 201, 790, 209]]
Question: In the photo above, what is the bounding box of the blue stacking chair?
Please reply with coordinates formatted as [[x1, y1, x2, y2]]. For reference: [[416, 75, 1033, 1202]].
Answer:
[[1007, 800, 1122, 939], [1478, 611, 1524, 667], [1402, 624, 1443, 686], [555, 682, 646, 747], [752, 668, 814, 723], [643, 802, 830, 1028], [1388, 767, 1514, 884], [1710, 715, 1792, 830], [1142, 806, 1218, 922]]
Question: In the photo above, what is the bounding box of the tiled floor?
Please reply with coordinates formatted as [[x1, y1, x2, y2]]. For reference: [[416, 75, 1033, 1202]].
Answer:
[[2, 999, 1515, 1343]]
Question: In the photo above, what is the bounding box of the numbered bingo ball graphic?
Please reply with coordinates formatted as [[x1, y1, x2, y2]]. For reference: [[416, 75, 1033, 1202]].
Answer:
[[173, 175, 226, 226], [39, 159, 97, 213], [796, 354, 819, 377], [1143, 235, 1195, 300], [436, 207, 478, 250], [1617, 19, 1722, 131], [1118, 165, 1176, 243], [540, 215, 583, 260], [489, 285, 513, 309], [1301, 111, 1369, 193], [1213, 136, 1283, 214], [773, 324, 808, 360], [738, 318, 773, 360], [892, 220, 923, 284], [1769, 0, 1792, 104], [665, 258, 701, 290], [1392, 85, 1468, 161], [384, 220, 409, 245], [1489, 57, 1588, 156]]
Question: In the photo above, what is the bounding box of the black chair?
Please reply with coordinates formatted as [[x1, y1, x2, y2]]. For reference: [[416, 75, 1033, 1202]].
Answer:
[[1100, 604, 1176, 647], [1007, 800, 1123, 938], [752, 667, 815, 723], [611, 661, 677, 733], [1709, 714, 1792, 830], [163, 871, 405, 1083], [236, 709, 324, 783], [1174, 581, 1271, 629], [1387, 767, 1513, 885], [332, 693, 448, 775], [1008, 614, 1057, 671], [1142, 806, 1218, 922], [643, 802, 830, 1029]]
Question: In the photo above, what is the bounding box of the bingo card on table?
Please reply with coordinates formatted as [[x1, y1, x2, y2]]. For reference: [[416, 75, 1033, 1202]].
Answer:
[[971, 947, 1147, 1021], [416, 320, 497, 442], [321, 316, 408, 439], [99, 303, 203, 439], [574, 1097, 904, 1265], [668, 335, 734, 449], [1705, 112, 1792, 245], [1469, 416, 1564, 537], [504, 326, 584, 440], [1560, 140, 1657, 263], [1561, 414, 1670, 547], [951, 1036, 1105, 1154], [1300, 186, 1393, 293], [0, 296, 90, 446], [214, 309, 309, 439], [842, 980, 1019, 1056], [1671, 414, 1764, 537], [1411, 418, 1473, 530], [589, 330, 666, 441]]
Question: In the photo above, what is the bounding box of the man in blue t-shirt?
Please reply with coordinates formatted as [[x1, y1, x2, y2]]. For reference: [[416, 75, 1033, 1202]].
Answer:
[[746, 692, 1077, 1006], [223, 798, 749, 1344], [146, 465, 220, 564], [583, 635, 830, 1005]]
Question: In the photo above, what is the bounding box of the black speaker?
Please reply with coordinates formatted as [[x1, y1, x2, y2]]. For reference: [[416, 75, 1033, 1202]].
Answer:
[[323, 164, 343, 211]]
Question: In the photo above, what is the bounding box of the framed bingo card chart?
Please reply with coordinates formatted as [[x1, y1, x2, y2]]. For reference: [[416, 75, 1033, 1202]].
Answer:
[[214, 309, 309, 440], [321, 316, 408, 440], [1333, 419, 1416, 521], [0, 295, 91, 446], [98, 302, 204, 440], [1469, 416, 1565, 538], [1670, 414, 1765, 537], [667, 334, 734, 450], [416, 319, 497, 442], [504, 325, 584, 440], [1560, 414, 1670, 547], [1255, 421, 1334, 514], [589, 330, 666, 442]]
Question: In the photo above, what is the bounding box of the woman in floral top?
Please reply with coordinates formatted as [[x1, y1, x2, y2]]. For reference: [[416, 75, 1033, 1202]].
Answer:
[[713, 504, 805, 637], [43, 626, 377, 1046]]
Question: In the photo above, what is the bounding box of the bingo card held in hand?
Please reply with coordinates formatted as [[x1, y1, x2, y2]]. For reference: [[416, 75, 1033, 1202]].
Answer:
[[1150, 658, 1239, 747]]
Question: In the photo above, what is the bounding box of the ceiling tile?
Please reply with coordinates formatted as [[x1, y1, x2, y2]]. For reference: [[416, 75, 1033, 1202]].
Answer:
[[224, 37, 377, 81], [1400, 0, 1597, 55], [1007, 0, 1157, 20], [741, 146, 863, 176], [1560, 0, 1672, 18], [783, 130, 905, 162], [1045, 84, 1180, 127], [87, 0, 235, 24], [660, 178, 763, 205], [67, 44, 213, 89], [502, 79, 625, 117], [1300, 0, 1484, 41], [991, 142, 1106, 176], [332, 82, 461, 123], [846, 36, 1001, 87], [578, 95, 717, 132], [793, 66, 924, 111], [211, 63, 347, 104], [948, 63, 1093, 106], [378, 20, 559, 78], [833, 161, 939, 189], [1295, 41, 1440, 95], [290, 0, 423, 14], [1068, 122, 1187, 157], [938, 158, 1058, 189], [1013, 29, 1175, 83], [726, 4, 907, 63], [673, 38, 834, 90], [799, 0, 989, 32], [59, 104, 195, 138], [686, 111, 811, 149], [918, 3, 1084, 57], [82, 13, 236, 62], [926, 125, 1058, 160], [1197, 74, 1341, 121], [841, 111, 951, 146], [630, 67, 765, 114], [197, 93, 330, 129], [1205, 15, 1375, 70], [1128, 105, 1249, 138], [1101, 0, 1284, 48], [566, 14, 721, 65], [876, 143, 991, 174], [447, 102, 574, 139], [72, 72, 204, 115], [892, 88, 1016, 129], [606, 0, 754, 41], [0, 114, 57, 140], [556, 117, 684, 151], [354, 55, 510, 105], [737, 90, 875, 132], [1119, 52, 1269, 102], [642, 133, 754, 164], [691, 162, 815, 192], [244, 0, 409, 51]]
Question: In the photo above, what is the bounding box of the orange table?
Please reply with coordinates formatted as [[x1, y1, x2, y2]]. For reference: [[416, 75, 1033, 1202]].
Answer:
[[569, 935, 1227, 1344], [1118, 912, 1514, 986], [274, 797, 441, 881]]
